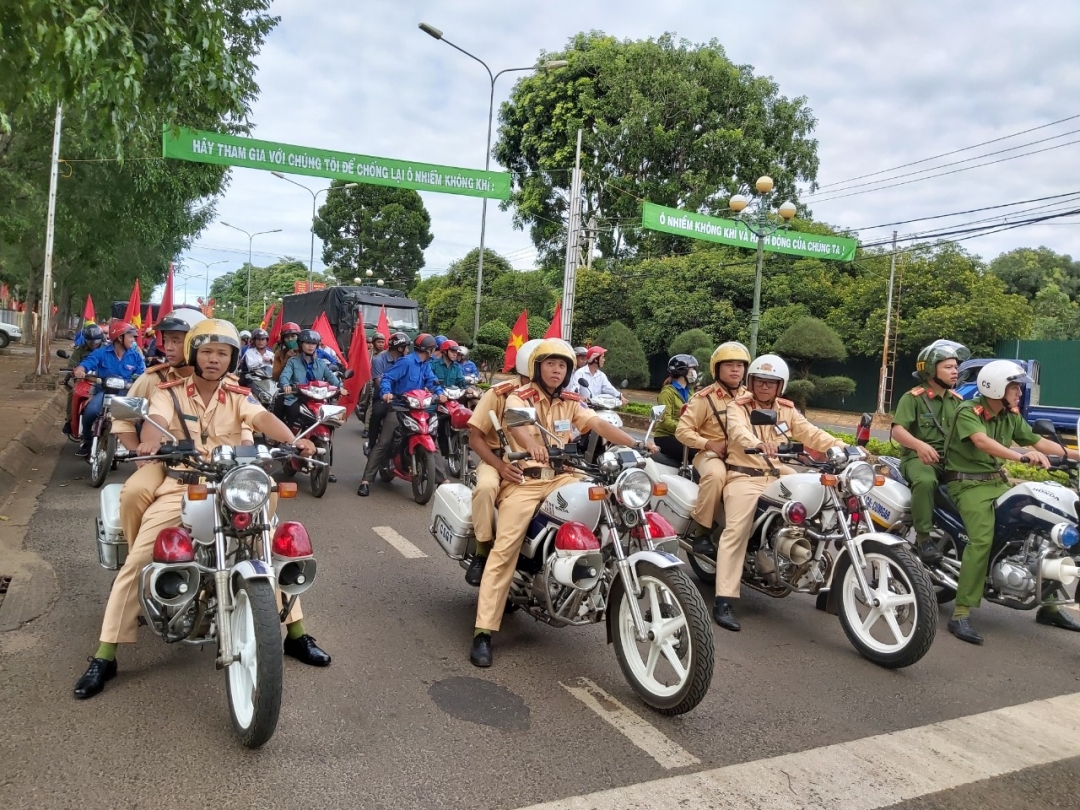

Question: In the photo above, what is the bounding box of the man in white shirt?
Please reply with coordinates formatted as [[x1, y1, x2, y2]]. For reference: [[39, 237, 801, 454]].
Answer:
[[239, 327, 274, 373], [570, 346, 627, 404]]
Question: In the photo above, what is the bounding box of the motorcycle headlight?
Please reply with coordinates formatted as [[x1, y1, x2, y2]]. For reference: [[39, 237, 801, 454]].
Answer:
[[428, 415, 439, 433], [1050, 522, 1080, 549], [105, 376, 126, 390], [220, 466, 271, 513], [614, 468, 652, 509], [842, 461, 876, 497]]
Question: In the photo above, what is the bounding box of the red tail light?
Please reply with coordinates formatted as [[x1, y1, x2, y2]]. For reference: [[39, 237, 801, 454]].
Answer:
[[554, 522, 600, 552], [153, 527, 195, 563], [631, 511, 677, 540], [846, 496, 860, 513], [272, 521, 313, 557], [232, 512, 252, 531], [782, 501, 807, 525]]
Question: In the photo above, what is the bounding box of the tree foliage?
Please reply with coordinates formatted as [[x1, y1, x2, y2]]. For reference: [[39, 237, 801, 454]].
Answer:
[[209, 260, 333, 330], [594, 321, 649, 387], [314, 181, 433, 289], [772, 317, 847, 377], [494, 32, 820, 266], [989, 246, 1080, 300]]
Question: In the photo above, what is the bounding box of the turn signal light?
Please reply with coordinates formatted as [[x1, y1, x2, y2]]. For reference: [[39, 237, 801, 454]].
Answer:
[[554, 521, 601, 552], [874, 474, 886, 487], [278, 482, 298, 499], [588, 486, 607, 501], [272, 521, 313, 558], [187, 484, 208, 501], [651, 482, 668, 496], [819, 473, 838, 487], [153, 527, 195, 563], [631, 511, 677, 540]]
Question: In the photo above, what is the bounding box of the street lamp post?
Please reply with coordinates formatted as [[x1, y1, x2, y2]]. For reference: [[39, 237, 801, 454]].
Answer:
[[419, 22, 567, 344], [183, 257, 228, 299], [221, 222, 281, 325], [270, 173, 359, 285], [728, 176, 797, 358]]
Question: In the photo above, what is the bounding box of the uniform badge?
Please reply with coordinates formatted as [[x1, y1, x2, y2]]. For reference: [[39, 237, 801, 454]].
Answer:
[[554, 419, 571, 433], [775, 422, 789, 435]]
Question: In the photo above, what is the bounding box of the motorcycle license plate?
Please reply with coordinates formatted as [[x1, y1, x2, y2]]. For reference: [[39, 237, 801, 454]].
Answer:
[[435, 517, 455, 547]]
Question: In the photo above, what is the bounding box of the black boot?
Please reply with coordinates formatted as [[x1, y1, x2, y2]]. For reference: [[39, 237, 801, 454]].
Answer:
[[691, 525, 717, 559], [916, 536, 943, 564], [465, 554, 487, 587], [470, 633, 492, 667], [283, 634, 331, 666], [713, 598, 741, 632], [73, 657, 117, 699]]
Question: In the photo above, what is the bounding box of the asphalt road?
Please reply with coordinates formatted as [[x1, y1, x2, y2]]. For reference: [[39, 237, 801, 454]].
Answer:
[[2, 424, 1079, 810]]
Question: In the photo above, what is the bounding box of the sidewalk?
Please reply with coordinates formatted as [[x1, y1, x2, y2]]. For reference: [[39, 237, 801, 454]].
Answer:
[[0, 340, 68, 493]]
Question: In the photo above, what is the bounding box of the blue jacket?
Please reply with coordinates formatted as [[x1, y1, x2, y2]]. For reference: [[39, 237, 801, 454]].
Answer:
[[429, 357, 466, 389], [279, 354, 341, 405], [78, 345, 145, 384], [461, 360, 480, 378], [380, 352, 444, 398]]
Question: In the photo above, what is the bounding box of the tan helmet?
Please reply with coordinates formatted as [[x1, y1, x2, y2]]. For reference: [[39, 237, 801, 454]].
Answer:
[[529, 338, 577, 393], [710, 340, 751, 379], [515, 338, 544, 377], [184, 318, 242, 377]]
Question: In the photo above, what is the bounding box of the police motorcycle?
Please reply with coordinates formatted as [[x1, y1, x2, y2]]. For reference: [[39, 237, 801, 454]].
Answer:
[[429, 406, 715, 715], [93, 397, 331, 748], [873, 418, 1080, 611], [647, 409, 937, 669]]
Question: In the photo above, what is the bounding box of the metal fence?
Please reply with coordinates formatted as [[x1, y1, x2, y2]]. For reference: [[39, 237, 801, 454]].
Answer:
[[994, 339, 1080, 408]]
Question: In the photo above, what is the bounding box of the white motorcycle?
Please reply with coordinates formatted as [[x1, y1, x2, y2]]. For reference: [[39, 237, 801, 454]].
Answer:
[[94, 397, 335, 747], [429, 406, 715, 715], [646, 408, 937, 669]]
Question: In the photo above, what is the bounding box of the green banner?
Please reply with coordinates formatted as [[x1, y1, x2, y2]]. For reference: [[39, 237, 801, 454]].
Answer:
[[641, 202, 857, 261], [162, 125, 511, 200]]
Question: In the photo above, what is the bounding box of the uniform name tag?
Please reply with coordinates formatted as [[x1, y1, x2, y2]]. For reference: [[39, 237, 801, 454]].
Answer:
[[775, 422, 789, 435], [554, 419, 571, 433]]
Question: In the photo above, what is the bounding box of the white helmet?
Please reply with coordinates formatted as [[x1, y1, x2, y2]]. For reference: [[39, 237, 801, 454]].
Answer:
[[457, 346, 470, 359], [162, 308, 206, 329], [239, 329, 252, 340], [515, 338, 544, 377], [747, 354, 790, 394], [976, 360, 1031, 400]]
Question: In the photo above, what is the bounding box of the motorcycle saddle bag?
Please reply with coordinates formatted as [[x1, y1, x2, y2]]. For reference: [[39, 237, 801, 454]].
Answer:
[[431, 483, 474, 559], [96, 483, 127, 570]]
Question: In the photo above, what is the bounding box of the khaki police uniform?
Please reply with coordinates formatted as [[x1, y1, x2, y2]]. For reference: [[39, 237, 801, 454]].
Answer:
[[674, 383, 747, 530], [99, 375, 299, 645], [720, 396, 842, 599], [466, 380, 517, 546], [892, 385, 963, 539], [475, 383, 594, 632]]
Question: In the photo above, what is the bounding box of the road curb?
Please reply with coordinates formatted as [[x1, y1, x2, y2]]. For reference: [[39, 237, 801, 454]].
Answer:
[[0, 389, 65, 495]]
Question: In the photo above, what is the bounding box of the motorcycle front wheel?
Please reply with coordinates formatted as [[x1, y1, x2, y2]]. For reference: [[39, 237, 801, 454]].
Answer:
[[89, 432, 115, 488], [411, 446, 436, 505], [309, 439, 329, 498], [226, 579, 283, 748], [610, 562, 714, 716], [446, 432, 463, 478], [837, 541, 936, 669]]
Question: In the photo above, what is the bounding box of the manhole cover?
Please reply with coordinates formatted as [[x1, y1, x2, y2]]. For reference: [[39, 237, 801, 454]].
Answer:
[[428, 676, 530, 731]]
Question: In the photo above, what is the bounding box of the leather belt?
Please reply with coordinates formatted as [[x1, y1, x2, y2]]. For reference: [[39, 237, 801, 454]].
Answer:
[[522, 467, 557, 480], [166, 470, 205, 485], [728, 464, 778, 478], [943, 470, 1006, 482]]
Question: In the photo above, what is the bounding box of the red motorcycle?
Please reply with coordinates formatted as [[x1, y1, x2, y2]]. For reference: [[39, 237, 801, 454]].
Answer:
[[378, 388, 440, 505], [281, 373, 351, 497], [437, 386, 475, 480]]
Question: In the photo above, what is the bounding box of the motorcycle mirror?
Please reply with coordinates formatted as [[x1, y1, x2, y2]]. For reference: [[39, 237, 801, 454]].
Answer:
[[503, 407, 537, 428], [578, 379, 590, 390], [109, 397, 150, 422], [316, 405, 347, 428], [749, 408, 778, 426], [1032, 418, 1057, 438], [651, 404, 666, 421], [342, 369, 355, 380], [56, 349, 70, 359]]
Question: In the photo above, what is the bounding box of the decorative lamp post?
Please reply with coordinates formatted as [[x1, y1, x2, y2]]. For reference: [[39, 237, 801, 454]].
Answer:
[[270, 173, 359, 284]]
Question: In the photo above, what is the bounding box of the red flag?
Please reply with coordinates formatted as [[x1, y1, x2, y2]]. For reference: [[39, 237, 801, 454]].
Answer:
[[544, 301, 562, 339], [122, 279, 142, 329], [268, 303, 285, 345], [502, 309, 529, 373], [259, 302, 277, 330], [376, 305, 390, 340], [312, 312, 343, 360], [1, 283, 10, 308], [154, 265, 174, 326], [81, 295, 96, 326], [338, 315, 371, 420]]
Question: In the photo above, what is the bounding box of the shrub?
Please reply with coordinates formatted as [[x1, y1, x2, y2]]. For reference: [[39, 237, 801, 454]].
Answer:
[[445, 325, 470, 346], [527, 316, 549, 342], [773, 316, 847, 378], [474, 320, 512, 379], [668, 328, 714, 357], [785, 379, 815, 412], [595, 321, 649, 387]]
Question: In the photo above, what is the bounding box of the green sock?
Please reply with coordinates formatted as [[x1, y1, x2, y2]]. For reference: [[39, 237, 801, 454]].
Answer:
[[1043, 605, 1060, 614], [286, 620, 306, 640], [952, 605, 970, 620], [474, 542, 491, 558], [95, 642, 118, 661], [916, 532, 930, 545], [474, 627, 492, 637]]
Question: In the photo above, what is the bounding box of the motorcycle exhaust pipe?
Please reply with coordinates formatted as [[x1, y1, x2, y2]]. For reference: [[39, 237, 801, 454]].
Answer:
[[551, 552, 603, 590], [929, 566, 959, 591], [1040, 556, 1078, 585], [148, 564, 200, 607], [775, 530, 813, 565], [274, 556, 317, 596]]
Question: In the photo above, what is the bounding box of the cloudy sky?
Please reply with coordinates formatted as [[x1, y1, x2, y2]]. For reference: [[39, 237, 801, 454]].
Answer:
[[173, 0, 1080, 303]]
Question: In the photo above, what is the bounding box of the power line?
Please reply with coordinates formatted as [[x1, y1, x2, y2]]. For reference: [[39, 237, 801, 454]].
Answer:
[[850, 189, 1080, 230]]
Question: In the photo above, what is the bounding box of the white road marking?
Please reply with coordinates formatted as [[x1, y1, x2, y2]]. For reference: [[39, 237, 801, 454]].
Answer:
[[372, 526, 428, 559], [560, 678, 700, 770], [518, 690, 1080, 809]]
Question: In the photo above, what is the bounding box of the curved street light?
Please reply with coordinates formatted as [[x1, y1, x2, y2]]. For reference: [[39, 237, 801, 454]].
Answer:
[[270, 173, 359, 285], [221, 222, 282, 323]]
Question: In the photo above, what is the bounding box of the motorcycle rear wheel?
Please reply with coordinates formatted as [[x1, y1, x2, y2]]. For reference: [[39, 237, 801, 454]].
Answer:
[[411, 446, 436, 505], [89, 432, 115, 488], [610, 563, 714, 716], [446, 433, 463, 479], [309, 439, 329, 498], [837, 541, 936, 669], [226, 579, 283, 748]]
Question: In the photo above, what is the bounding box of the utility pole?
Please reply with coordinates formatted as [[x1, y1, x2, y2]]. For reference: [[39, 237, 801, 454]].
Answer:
[[35, 103, 63, 377], [586, 216, 597, 270], [560, 129, 583, 343], [876, 231, 898, 414]]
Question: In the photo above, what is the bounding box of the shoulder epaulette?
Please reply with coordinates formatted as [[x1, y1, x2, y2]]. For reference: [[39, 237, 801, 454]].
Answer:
[[1009, 406, 1021, 414], [225, 372, 240, 382], [513, 386, 538, 402], [146, 362, 170, 374], [157, 378, 185, 389], [224, 383, 252, 396], [910, 386, 925, 396], [734, 394, 754, 405], [777, 397, 795, 408], [560, 391, 583, 402], [491, 380, 516, 395], [973, 405, 984, 416], [948, 389, 963, 399], [693, 385, 716, 399]]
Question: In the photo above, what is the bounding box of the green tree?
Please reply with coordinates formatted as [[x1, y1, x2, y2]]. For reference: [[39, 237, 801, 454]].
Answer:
[[989, 246, 1080, 300], [1030, 282, 1080, 340], [570, 266, 632, 342], [314, 182, 433, 289], [495, 32, 819, 266], [772, 316, 846, 377], [595, 321, 649, 387], [209, 260, 332, 330], [527, 316, 549, 342], [668, 329, 714, 356], [475, 320, 512, 379]]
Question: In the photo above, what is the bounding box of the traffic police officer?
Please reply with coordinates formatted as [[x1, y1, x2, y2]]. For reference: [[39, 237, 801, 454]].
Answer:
[[943, 359, 1080, 645], [891, 340, 969, 563]]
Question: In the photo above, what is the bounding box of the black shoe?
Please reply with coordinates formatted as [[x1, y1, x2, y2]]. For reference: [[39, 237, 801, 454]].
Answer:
[[1036, 607, 1080, 632], [470, 633, 492, 668], [74, 656, 116, 699], [947, 617, 984, 645], [363, 445, 370, 456], [327, 474, 337, 483], [692, 535, 717, 559], [465, 555, 487, 587], [357, 482, 370, 497], [713, 599, 741, 632], [917, 539, 943, 564], [362, 428, 369, 438], [75, 444, 91, 458], [283, 634, 331, 666]]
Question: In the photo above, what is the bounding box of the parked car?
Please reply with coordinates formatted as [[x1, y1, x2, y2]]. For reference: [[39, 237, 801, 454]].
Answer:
[[0, 320, 23, 348]]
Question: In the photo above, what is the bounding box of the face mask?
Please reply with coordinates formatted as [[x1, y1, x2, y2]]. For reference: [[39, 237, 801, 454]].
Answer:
[[686, 369, 698, 385], [285, 338, 298, 351]]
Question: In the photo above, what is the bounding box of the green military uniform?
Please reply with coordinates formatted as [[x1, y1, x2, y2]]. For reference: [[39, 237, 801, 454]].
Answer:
[[892, 385, 963, 538], [944, 396, 1040, 610]]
